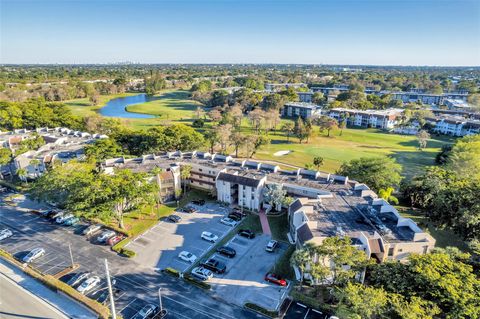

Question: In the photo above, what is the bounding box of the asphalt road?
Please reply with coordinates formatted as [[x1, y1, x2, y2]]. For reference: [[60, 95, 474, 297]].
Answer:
[[0, 275, 67, 319], [0, 195, 264, 319]]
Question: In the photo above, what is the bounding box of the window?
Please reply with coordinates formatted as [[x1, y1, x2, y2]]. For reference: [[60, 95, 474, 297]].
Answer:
[[199, 168, 203, 172], [388, 247, 394, 256]]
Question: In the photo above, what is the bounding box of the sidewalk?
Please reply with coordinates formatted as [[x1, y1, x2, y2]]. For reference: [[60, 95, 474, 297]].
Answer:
[[259, 210, 271, 235], [0, 258, 96, 319]]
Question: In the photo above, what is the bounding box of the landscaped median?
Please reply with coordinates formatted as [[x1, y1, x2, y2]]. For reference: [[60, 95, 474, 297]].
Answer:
[[0, 249, 110, 319]]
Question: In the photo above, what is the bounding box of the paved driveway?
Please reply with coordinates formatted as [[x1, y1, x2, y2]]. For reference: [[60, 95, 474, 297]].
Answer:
[[208, 234, 291, 311], [0, 193, 260, 319], [126, 202, 233, 273]]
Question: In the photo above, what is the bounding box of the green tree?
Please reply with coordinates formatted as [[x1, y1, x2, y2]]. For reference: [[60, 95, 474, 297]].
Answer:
[[180, 165, 192, 196], [247, 134, 270, 158], [313, 156, 324, 170], [84, 138, 122, 161], [281, 121, 295, 142], [315, 116, 338, 137], [0, 148, 13, 178], [16, 167, 28, 183], [337, 157, 402, 192], [262, 183, 286, 212], [334, 283, 388, 319], [294, 117, 308, 143]]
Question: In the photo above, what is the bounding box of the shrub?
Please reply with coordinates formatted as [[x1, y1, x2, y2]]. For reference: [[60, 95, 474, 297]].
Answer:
[[119, 248, 136, 258], [244, 302, 278, 318], [163, 267, 180, 277], [184, 274, 211, 290]]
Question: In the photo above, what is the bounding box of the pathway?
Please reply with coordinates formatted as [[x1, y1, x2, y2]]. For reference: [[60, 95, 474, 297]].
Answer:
[[258, 209, 271, 235]]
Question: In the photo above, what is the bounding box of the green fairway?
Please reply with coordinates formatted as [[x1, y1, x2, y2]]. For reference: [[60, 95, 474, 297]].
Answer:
[[64, 93, 136, 117], [65, 90, 201, 130], [251, 127, 453, 179], [65, 91, 454, 179], [125, 90, 201, 122]]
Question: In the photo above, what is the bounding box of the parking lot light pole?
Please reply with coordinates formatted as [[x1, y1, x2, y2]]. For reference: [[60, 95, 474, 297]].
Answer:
[[68, 243, 74, 268], [158, 288, 163, 312], [104, 259, 117, 319]]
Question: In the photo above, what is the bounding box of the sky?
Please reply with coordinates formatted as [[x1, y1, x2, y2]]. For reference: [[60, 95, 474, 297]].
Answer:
[[1, 0, 479, 66]]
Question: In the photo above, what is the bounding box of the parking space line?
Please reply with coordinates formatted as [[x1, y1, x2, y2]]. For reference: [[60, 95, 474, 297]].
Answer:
[[118, 298, 137, 312], [33, 255, 59, 269], [43, 261, 69, 274]]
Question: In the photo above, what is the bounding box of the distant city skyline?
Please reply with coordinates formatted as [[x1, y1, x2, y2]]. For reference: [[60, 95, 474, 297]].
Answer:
[[1, 0, 479, 66]]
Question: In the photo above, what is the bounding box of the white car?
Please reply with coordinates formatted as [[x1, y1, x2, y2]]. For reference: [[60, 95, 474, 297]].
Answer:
[[77, 276, 101, 294], [191, 266, 213, 281], [178, 251, 197, 263], [22, 248, 45, 263], [201, 231, 218, 243], [220, 217, 237, 227], [0, 229, 13, 241], [265, 240, 279, 252], [56, 213, 74, 224], [97, 230, 116, 243]]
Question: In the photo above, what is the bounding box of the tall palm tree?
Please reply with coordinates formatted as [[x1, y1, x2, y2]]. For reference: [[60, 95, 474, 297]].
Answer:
[[180, 165, 192, 197]]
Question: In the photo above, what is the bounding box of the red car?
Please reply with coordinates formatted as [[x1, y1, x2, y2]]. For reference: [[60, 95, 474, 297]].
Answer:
[[107, 235, 124, 246], [264, 273, 287, 286]]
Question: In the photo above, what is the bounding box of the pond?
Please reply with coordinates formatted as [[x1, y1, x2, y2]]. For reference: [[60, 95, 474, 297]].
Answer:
[[99, 94, 156, 119]]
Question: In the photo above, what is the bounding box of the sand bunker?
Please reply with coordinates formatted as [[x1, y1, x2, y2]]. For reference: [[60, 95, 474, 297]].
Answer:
[[273, 150, 291, 157]]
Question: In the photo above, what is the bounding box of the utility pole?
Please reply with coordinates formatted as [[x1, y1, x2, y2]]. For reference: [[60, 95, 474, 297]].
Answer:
[[68, 243, 74, 268], [158, 288, 163, 312], [104, 259, 117, 319]]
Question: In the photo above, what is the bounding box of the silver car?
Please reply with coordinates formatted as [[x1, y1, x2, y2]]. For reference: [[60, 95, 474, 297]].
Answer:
[[97, 230, 116, 243], [0, 229, 13, 241], [22, 248, 45, 263], [82, 224, 102, 236]]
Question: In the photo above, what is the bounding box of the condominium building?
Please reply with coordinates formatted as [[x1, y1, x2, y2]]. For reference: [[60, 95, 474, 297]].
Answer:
[[391, 92, 468, 105], [328, 108, 403, 129], [0, 127, 107, 180], [282, 102, 322, 119], [265, 83, 307, 92], [432, 117, 480, 136], [100, 150, 434, 266]]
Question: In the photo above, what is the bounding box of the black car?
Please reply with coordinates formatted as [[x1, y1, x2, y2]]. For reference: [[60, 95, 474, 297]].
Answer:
[[192, 199, 206, 206], [184, 207, 197, 214], [238, 229, 255, 239], [167, 215, 181, 223], [44, 210, 59, 220], [201, 258, 226, 274], [95, 290, 109, 304], [216, 246, 236, 258], [228, 213, 242, 221]]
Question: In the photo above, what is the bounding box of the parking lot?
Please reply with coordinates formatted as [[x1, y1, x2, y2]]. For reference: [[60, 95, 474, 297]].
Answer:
[[207, 234, 290, 311], [0, 193, 258, 319], [126, 202, 233, 272], [284, 302, 330, 319]]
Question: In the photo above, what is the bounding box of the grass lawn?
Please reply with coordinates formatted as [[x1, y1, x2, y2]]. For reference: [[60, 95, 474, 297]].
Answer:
[[64, 93, 136, 117], [125, 90, 201, 122], [396, 206, 470, 252], [108, 189, 213, 237], [251, 127, 454, 179], [65, 90, 455, 179]]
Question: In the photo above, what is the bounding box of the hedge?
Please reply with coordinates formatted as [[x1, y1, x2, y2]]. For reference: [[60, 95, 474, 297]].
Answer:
[[290, 289, 333, 313], [0, 249, 110, 318], [244, 302, 278, 318], [120, 248, 136, 258], [183, 274, 211, 290]]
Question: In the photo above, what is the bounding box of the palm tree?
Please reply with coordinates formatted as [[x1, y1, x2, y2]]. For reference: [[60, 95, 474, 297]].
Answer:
[[16, 168, 28, 184], [151, 167, 164, 209], [290, 246, 312, 290], [180, 165, 192, 197]]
